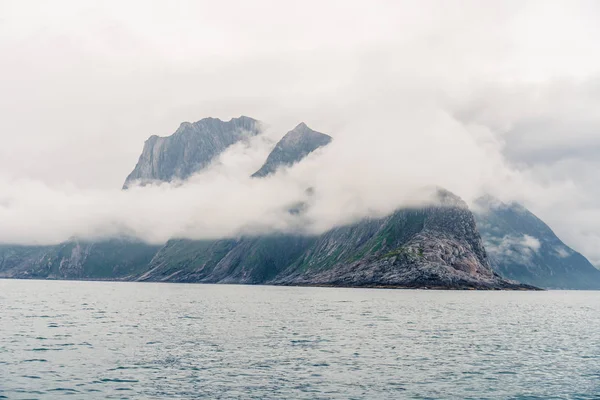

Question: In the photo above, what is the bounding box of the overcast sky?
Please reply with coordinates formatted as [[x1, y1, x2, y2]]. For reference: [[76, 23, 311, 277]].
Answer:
[[2, 0, 600, 264]]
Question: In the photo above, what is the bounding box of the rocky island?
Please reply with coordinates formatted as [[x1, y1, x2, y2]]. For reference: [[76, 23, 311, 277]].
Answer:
[[3, 116, 598, 290]]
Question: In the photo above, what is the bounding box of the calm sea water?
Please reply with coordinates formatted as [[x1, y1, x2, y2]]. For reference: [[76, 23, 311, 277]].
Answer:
[[1, 280, 599, 399]]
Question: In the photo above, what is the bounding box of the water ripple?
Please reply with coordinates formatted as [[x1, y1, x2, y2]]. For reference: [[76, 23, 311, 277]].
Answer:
[[1, 280, 599, 399]]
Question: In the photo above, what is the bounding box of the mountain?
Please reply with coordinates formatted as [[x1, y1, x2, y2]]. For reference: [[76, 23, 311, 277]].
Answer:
[[0, 117, 540, 290], [124, 116, 260, 188], [127, 120, 530, 289], [251, 122, 332, 177], [0, 240, 160, 280], [474, 197, 600, 289], [139, 190, 533, 289], [0, 117, 261, 279], [136, 236, 317, 283]]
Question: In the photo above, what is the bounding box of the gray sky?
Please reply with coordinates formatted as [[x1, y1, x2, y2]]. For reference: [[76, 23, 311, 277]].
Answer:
[[2, 0, 600, 264]]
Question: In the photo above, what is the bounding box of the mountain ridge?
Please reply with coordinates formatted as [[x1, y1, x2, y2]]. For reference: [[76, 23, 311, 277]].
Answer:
[[136, 190, 534, 289], [123, 116, 260, 188], [4, 115, 593, 290], [474, 196, 600, 289]]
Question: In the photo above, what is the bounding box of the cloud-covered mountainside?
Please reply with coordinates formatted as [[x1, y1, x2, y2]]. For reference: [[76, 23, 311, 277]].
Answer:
[[137, 188, 532, 289], [474, 197, 600, 290], [0, 116, 543, 289], [5, 1, 600, 286]]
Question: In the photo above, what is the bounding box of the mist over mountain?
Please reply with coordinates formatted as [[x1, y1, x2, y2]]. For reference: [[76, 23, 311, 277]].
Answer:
[[474, 197, 600, 289], [0, 117, 533, 289], [3, 115, 597, 289], [2, 1, 600, 278], [138, 189, 532, 290], [4, 4, 600, 399]]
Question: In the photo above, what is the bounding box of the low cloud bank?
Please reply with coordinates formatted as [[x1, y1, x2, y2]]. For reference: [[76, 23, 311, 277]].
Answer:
[[0, 102, 562, 247], [0, 111, 485, 245]]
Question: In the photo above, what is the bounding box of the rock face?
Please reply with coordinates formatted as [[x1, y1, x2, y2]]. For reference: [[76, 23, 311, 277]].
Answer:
[[276, 190, 519, 289], [251, 122, 332, 178], [124, 116, 260, 188], [474, 197, 600, 289]]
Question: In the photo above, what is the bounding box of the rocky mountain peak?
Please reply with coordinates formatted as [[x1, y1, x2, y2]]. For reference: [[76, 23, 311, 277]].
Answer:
[[123, 116, 261, 188], [291, 122, 309, 131], [175, 121, 194, 132], [251, 122, 332, 178], [429, 187, 469, 209]]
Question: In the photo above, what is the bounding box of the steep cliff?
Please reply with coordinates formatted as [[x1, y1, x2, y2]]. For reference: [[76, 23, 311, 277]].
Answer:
[[124, 116, 260, 188]]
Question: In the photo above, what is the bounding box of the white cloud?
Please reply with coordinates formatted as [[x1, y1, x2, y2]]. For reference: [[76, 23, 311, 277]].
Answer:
[[485, 234, 541, 265], [521, 235, 541, 252], [555, 246, 571, 259]]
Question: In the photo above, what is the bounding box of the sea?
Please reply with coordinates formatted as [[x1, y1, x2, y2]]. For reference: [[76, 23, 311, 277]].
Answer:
[[1, 279, 599, 399]]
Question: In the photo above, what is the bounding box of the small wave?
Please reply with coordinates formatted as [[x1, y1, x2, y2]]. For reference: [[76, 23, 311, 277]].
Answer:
[[48, 388, 79, 393], [100, 378, 139, 383], [108, 366, 133, 371]]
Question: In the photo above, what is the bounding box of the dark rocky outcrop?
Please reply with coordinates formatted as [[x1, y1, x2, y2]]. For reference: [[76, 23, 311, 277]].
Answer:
[[474, 196, 600, 289]]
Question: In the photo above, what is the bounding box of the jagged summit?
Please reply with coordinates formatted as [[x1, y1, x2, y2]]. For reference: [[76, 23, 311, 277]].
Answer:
[[252, 122, 332, 178], [292, 122, 309, 131], [158, 116, 257, 138], [123, 116, 261, 188]]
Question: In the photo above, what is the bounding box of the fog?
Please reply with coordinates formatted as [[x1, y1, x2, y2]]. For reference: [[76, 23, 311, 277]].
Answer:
[[1, 0, 600, 264]]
